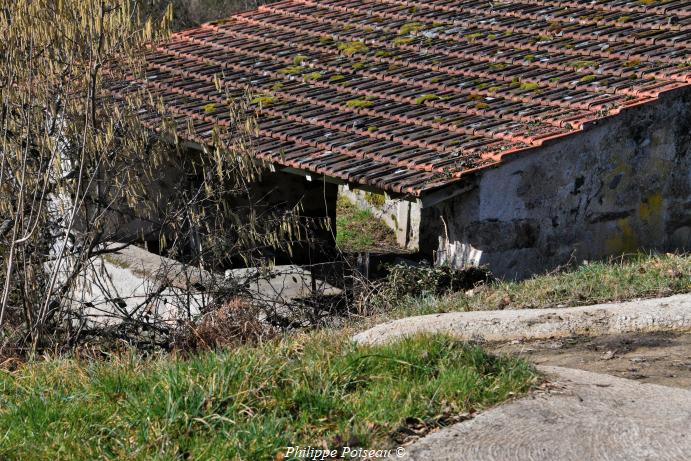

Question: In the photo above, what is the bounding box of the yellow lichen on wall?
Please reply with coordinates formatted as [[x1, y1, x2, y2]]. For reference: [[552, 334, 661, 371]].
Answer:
[[639, 192, 663, 222], [605, 192, 665, 254], [607, 157, 633, 181], [605, 217, 639, 254], [639, 191, 665, 243]]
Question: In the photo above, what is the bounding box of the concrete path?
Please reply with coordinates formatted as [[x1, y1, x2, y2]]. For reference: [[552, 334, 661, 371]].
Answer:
[[354, 293, 691, 345], [402, 366, 691, 461]]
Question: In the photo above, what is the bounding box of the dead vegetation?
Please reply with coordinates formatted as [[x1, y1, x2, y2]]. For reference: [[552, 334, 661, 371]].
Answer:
[[141, 0, 279, 30], [172, 298, 275, 352], [0, 1, 313, 358]]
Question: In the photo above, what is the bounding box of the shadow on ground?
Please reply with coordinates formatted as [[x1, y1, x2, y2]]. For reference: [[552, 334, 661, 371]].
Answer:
[[491, 331, 691, 389]]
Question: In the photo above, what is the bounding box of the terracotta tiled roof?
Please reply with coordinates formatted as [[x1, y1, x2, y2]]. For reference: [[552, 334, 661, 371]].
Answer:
[[112, 0, 691, 196]]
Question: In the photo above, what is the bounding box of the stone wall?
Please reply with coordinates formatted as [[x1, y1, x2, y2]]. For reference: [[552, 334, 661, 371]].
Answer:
[[420, 87, 691, 279]]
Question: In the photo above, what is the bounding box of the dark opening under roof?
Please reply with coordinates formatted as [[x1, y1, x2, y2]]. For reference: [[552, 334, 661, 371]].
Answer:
[[112, 0, 691, 196]]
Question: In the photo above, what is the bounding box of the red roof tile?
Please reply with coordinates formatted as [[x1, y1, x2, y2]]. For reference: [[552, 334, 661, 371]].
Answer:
[[112, 0, 691, 196]]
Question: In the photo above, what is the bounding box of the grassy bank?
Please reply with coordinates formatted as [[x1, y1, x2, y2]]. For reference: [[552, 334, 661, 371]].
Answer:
[[376, 253, 691, 320], [335, 195, 398, 252], [0, 334, 536, 460]]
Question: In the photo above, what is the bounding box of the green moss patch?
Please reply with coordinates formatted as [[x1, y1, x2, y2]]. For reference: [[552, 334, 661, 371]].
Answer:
[[414, 94, 441, 104], [398, 22, 427, 35], [519, 82, 540, 91], [278, 65, 305, 75], [346, 99, 374, 109], [251, 95, 278, 107], [293, 54, 310, 65], [302, 71, 322, 82], [569, 60, 598, 69], [337, 41, 370, 56], [329, 74, 347, 83], [392, 36, 415, 46]]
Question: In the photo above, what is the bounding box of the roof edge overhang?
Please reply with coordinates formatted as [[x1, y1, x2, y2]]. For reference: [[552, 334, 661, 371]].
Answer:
[[156, 83, 691, 208], [177, 137, 417, 201]]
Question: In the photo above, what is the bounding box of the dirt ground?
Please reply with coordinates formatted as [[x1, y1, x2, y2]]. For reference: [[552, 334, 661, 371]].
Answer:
[[491, 331, 691, 389]]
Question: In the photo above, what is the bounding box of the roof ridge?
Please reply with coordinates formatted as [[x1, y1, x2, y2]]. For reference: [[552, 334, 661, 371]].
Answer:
[[411, 0, 691, 19], [251, 3, 691, 86], [283, 0, 691, 48], [377, 0, 691, 22]]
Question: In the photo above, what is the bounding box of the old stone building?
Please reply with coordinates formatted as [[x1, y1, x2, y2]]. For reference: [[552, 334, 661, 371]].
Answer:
[[348, 87, 691, 278], [116, 0, 691, 278]]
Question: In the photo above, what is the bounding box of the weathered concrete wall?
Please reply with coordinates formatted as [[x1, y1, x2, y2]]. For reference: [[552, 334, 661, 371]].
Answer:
[[421, 87, 691, 279], [80, 149, 190, 245], [65, 243, 342, 328], [338, 187, 421, 250]]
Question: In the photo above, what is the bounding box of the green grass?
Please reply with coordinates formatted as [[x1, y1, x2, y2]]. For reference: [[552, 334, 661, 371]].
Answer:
[[373, 253, 691, 321], [336, 195, 397, 252], [0, 334, 536, 460]]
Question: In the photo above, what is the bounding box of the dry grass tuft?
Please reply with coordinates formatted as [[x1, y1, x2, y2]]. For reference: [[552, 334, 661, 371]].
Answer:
[[173, 298, 275, 352]]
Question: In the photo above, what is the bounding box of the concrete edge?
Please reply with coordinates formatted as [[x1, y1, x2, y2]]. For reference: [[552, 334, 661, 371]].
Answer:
[[353, 293, 691, 345]]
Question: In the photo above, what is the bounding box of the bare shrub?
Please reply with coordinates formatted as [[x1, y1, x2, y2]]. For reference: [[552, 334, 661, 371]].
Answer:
[[141, 0, 280, 29], [172, 298, 275, 352], [354, 264, 492, 316], [0, 1, 310, 356]]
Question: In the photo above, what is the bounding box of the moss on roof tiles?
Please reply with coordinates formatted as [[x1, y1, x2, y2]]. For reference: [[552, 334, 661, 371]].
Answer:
[[121, 0, 691, 196], [345, 98, 375, 109], [337, 41, 369, 57]]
